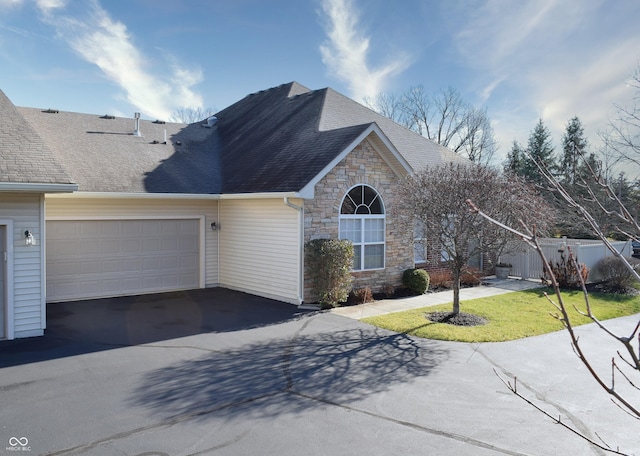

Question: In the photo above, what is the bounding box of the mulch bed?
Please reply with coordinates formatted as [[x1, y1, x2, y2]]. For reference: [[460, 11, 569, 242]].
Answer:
[[425, 311, 487, 326]]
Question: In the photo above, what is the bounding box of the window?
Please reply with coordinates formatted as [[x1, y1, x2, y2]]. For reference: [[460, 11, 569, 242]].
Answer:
[[339, 185, 385, 270]]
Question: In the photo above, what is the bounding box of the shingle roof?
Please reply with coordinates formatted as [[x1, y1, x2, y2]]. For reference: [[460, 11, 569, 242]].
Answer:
[[319, 88, 468, 170], [9, 81, 466, 195], [213, 82, 372, 193], [0, 90, 74, 185], [210, 82, 465, 193], [18, 107, 218, 193]]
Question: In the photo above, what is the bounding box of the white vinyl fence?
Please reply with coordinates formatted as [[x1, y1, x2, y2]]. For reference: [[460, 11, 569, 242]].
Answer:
[[500, 237, 633, 282]]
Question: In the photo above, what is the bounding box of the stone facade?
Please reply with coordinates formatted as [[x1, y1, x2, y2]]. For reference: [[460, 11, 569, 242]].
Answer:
[[303, 138, 414, 302]]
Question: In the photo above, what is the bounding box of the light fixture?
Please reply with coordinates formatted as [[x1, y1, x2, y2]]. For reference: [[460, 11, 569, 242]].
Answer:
[[210, 222, 217, 231], [24, 230, 35, 246]]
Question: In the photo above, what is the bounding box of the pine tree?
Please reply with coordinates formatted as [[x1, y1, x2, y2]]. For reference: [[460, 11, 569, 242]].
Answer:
[[523, 119, 556, 184], [561, 116, 588, 184], [504, 140, 525, 176]]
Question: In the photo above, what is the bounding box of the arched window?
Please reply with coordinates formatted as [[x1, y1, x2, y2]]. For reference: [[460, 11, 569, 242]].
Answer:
[[339, 185, 385, 270]]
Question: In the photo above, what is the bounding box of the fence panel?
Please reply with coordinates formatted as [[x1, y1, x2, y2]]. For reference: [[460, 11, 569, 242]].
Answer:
[[501, 238, 632, 282]]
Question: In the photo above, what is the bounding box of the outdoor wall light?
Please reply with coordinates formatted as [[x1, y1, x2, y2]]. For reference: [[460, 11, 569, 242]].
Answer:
[[210, 222, 217, 231], [24, 230, 35, 246]]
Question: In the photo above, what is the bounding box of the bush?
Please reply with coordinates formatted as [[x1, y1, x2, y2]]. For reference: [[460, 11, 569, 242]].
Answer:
[[543, 250, 589, 288], [594, 256, 640, 291], [305, 239, 354, 308], [381, 284, 395, 298], [461, 268, 482, 286], [430, 270, 453, 289], [349, 286, 374, 304], [402, 268, 430, 294]]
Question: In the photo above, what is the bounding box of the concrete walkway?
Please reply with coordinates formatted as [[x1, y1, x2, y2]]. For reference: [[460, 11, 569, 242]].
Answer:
[[331, 277, 544, 319]]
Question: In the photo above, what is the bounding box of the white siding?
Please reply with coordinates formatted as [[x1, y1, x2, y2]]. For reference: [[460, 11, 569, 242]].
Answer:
[[0, 193, 44, 338], [45, 196, 219, 288], [219, 198, 302, 303]]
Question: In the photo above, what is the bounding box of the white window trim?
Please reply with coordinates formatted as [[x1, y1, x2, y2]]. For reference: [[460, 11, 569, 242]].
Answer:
[[339, 185, 386, 271]]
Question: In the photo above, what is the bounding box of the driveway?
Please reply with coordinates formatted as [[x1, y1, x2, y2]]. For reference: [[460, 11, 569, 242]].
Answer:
[[1, 289, 638, 455]]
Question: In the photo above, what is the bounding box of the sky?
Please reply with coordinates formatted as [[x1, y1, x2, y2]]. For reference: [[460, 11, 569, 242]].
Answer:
[[1, 0, 639, 165]]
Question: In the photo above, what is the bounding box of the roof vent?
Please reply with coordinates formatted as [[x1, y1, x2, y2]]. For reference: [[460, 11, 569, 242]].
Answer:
[[42, 108, 59, 114], [204, 116, 218, 128], [133, 112, 142, 137], [152, 119, 166, 124], [100, 114, 115, 119]]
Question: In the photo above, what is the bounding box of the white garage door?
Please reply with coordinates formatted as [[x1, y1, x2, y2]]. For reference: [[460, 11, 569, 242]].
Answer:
[[46, 219, 200, 302]]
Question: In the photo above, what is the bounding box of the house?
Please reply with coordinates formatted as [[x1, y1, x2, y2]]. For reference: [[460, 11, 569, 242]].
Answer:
[[0, 82, 465, 339]]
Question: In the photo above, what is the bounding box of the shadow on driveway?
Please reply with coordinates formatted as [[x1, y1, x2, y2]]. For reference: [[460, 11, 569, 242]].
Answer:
[[130, 326, 448, 421], [0, 288, 312, 368]]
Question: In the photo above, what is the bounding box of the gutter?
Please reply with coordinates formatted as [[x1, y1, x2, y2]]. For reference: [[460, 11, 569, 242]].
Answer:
[[46, 191, 304, 200], [46, 191, 219, 200], [0, 182, 78, 193]]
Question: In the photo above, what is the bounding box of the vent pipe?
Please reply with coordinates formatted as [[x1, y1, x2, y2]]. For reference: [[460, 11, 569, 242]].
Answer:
[[133, 112, 142, 136], [205, 116, 218, 128]]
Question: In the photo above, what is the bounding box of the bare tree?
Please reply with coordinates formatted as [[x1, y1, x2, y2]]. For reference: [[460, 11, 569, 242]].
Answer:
[[396, 162, 552, 316], [457, 106, 498, 165], [363, 92, 410, 127], [368, 85, 498, 165], [468, 146, 640, 455], [170, 106, 217, 124], [603, 65, 640, 168]]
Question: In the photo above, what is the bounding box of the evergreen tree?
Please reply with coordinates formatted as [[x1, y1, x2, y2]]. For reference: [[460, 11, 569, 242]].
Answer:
[[523, 119, 556, 184], [504, 140, 526, 176], [561, 116, 588, 184]]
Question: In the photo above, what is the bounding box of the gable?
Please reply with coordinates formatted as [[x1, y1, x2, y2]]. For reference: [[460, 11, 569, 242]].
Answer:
[[298, 124, 412, 198]]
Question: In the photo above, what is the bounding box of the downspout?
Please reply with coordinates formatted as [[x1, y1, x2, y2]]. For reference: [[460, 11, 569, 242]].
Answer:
[[285, 197, 304, 304]]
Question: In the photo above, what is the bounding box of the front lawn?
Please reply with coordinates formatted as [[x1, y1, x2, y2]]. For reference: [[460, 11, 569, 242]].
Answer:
[[362, 288, 640, 342]]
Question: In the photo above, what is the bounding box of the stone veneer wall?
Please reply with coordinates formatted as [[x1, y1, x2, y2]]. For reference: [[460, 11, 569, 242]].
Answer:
[[303, 139, 414, 302]]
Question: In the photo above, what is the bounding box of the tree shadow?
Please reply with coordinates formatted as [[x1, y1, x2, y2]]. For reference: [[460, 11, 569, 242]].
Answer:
[[130, 326, 448, 420]]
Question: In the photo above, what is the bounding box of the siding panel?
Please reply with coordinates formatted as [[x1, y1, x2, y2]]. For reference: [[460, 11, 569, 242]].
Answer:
[[219, 199, 301, 303], [0, 193, 43, 337]]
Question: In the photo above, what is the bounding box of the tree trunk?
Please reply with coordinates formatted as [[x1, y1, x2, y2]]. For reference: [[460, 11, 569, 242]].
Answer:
[[452, 268, 461, 315]]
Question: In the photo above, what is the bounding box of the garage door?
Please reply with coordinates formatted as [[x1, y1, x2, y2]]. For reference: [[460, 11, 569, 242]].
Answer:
[[46, 219, 200, 302]]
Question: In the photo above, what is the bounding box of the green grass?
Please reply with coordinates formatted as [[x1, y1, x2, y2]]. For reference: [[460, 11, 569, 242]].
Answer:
[[362, 288, 640, 342]]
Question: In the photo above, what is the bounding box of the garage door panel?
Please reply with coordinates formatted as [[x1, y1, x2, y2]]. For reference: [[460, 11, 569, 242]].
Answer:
[[123, 239, 142, 252], [101, 239, 121, 254], [47, 219, 200, 302], [122, 258, 142, 272]]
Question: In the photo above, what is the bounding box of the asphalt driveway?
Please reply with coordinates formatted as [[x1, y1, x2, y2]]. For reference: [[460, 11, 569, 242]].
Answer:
[[0, 288, 308, 367], [1, 289, 638, 455]]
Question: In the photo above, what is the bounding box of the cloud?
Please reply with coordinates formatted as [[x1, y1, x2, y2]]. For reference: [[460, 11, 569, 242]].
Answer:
[[0, 0, 24, 8], [36, 0, 66, 11], [40, 0, 203, 119], [449, 0, 640, 157], [0, 0, 65, 12], [319, 0, 410, 101]]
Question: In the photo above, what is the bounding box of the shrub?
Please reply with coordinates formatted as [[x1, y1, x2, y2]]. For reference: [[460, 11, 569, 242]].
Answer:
[[430, 270, 453, 289], [594, 256, 640, 291], [461, 268, 482, 286], [305, 239, 354, 308], [381, 284, 395, 298], [543, 250, 589, 288], [349, 286, 374, 304], [402, 268, 430, 294]]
